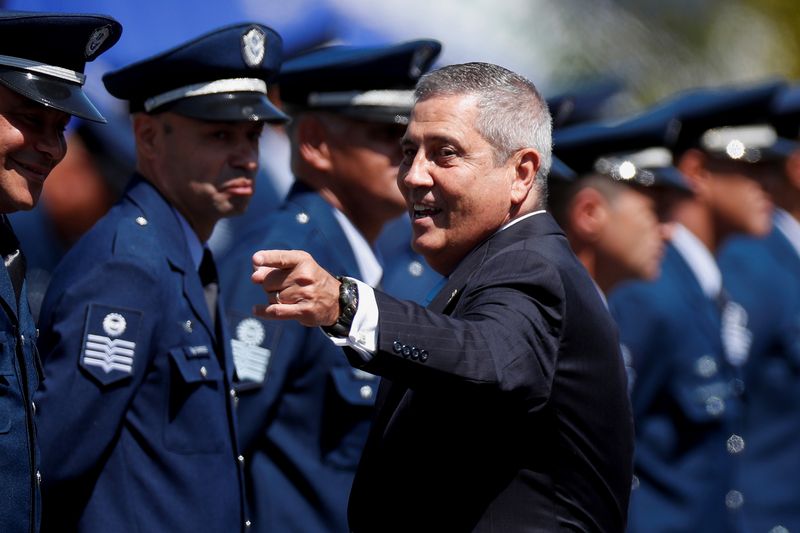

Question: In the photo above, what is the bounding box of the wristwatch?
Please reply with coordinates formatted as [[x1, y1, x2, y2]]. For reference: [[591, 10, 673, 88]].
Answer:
[[322, 276, 359, 338]]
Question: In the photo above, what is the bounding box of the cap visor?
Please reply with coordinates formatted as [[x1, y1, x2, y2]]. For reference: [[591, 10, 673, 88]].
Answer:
[[0, 69, 106, 123], [163, 93, 289, 124]]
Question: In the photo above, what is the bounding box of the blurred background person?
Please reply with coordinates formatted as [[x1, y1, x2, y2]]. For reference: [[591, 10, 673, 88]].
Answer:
[[718, 84, 800, 533], [609, 81, 787, 532], [0, 10, 120, 532], [551, 122, 675, 295], [217, 40, 441, 533]]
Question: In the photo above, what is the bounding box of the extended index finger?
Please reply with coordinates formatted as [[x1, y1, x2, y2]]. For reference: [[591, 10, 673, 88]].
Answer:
[[252, 249, 305, 271]]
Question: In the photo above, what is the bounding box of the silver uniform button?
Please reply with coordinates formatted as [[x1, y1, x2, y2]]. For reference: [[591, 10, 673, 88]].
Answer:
[[199, 366, 208, 378], [727, 434, 745, 454], [238, 455, 245, 464], [726, 489, 744, 510], [360, 385, 373, 400], [695, 355, 718, 378], [36, 470, 41, 485], [245, 520, 252, 528], [135, 216, 148, 226], [705, 395, 725, 416], [408, 261, 424, 277], [183, 320, 193, 333], [19, 334, 24, 343], [295, 212, 310, 224], [768, 526, 789, 533]]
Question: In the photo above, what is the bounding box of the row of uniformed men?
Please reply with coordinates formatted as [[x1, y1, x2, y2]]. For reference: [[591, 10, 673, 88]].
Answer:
[[0, 8, 445, 533], [550, 81, 800, 532]]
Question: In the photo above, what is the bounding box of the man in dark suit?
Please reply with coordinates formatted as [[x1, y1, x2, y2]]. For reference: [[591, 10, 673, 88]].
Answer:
[[34, 24, 288, 532], [218, 40, 442, 533], [249, 62, 634, 532], [0, 10, 120, 533]]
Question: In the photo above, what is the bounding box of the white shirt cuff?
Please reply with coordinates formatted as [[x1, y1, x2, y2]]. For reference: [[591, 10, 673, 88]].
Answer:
[[325, 278, 378, 362]]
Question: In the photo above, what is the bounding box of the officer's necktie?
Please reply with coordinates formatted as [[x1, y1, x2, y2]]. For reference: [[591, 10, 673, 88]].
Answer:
[[198, 248, 218, 327], [0, 215, 26, 304]]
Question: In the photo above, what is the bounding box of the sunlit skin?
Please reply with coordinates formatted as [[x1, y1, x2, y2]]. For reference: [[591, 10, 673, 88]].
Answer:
[[249, 93, 541, 324], [134, 112, 263, 241], [305, 115, 408, 243], [398, 94, 540, 275], [0, 83, 70, 213], [570, 185, 666, 292], [676, 149, 773, 250]]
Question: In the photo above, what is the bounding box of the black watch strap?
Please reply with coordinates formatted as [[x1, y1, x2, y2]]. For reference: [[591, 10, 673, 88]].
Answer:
[[322, 276, 359, 338]]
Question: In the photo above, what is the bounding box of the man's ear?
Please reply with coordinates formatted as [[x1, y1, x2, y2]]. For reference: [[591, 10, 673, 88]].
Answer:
[[569, 186, 609, 242], [676, 148, 710, 197], [296, 115, 333, 172], [510, 148, 540, 205], [132, 113, 161, 160]]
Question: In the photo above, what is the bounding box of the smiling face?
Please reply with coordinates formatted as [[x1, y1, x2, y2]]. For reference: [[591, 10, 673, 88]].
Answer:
[[0, 83, 70, 213], [399, 94, 537, 275], [139, 112, 262, 240]]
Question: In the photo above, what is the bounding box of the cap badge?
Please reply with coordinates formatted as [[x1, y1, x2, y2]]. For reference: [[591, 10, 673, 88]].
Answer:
[[242, 27, 266, 68], [85, 25, 112, 59]]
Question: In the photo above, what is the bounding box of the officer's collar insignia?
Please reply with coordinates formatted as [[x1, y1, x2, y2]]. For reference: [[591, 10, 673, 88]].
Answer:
[[85, 25, 111, 59], [242, 26, 266, 68], [81, 304, 142, 386]]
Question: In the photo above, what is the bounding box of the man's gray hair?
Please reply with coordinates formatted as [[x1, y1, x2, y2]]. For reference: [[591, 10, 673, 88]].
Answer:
[[414, 62, 553, 203]]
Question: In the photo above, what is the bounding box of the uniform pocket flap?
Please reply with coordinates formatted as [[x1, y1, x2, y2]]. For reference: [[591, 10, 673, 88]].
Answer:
[[169, 346, 222, 383]]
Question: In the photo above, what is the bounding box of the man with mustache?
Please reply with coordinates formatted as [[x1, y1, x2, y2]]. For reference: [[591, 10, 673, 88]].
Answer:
[[34, 23, 288, 532], [0, 10, 120, 533]]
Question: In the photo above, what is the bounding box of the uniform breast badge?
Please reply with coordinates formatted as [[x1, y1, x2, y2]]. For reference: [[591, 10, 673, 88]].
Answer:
[[80, 304, 142, 386]]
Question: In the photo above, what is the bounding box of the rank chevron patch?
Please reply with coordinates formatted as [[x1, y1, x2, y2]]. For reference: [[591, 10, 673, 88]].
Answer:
[[83, 334, 136, 374], [80, 304, 143, 386]]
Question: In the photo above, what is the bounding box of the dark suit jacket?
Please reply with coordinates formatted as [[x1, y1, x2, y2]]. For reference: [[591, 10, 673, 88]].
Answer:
[[347, 213, 634, 532]]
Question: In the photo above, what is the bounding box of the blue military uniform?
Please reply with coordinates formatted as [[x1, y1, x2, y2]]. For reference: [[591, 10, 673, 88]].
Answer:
[[34, 23, 287, 532], [0, 11, 121, 533], [605, 81, 788, 532], [717, 85, 800, 532], [36, 177, 248, 532], [216, 40, 441, 533], [611, 239, 746, 532], [375, 216, 442, 304], [720, 217, 800, 533]]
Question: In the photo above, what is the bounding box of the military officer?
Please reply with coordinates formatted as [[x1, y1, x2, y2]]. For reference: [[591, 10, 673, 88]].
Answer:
[[718, 84, 800, 533], [216, 40, 441, 533], [608, 81, 787, 532], [34, 23, 288, 532], [0, 10, 120, 533], [551, 122, 676, 295]]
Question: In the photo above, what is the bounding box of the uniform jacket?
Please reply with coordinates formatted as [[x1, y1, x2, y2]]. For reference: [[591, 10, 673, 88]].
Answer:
[[720, 225, 800, 533], [609, 243, 744, 533], [1, 220, 41, 533], [218, 182, 378, 533], [35, 175, 247, 533], [346, 213, 634, 532]]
